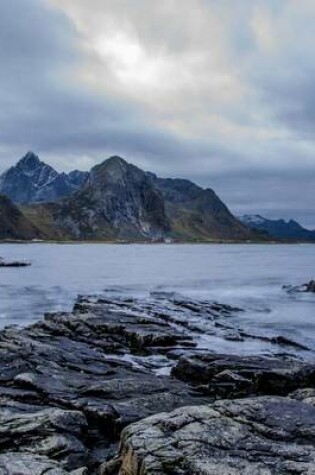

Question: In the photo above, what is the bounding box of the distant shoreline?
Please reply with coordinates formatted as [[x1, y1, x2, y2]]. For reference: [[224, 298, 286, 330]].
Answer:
[[0, 239, 313, 245]]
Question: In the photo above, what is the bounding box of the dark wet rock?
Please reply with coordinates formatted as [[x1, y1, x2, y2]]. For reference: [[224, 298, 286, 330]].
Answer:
[[117, 396, 315, 475], [0, 294, 314, 473], [269, 335, 310, 350], [283, 279, 315, 294], [0, 258, 31, 267], [289, 387, 315, 406], [173, 353, 315, 398], [0, 295, 220, 473], [306, 279, 315, 292]]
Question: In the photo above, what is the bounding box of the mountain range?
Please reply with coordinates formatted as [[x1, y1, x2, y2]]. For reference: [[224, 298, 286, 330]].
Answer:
[[4, 152, 313, 243], [1, 152, 313, 243], [0, 152, 258, 241], [239, 214, 315, 241]]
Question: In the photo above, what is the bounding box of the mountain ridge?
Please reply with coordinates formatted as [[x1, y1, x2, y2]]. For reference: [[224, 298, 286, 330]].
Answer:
[[148, 174, 252, 241], [239, 214, 315, 241], [0, 152, 266, 242], [21, 155, 258, 241], [0, 152, 88, 204]]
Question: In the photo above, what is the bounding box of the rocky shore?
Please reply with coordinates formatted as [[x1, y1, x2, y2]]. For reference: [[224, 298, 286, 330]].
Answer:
[[0, 293, 314, 474]]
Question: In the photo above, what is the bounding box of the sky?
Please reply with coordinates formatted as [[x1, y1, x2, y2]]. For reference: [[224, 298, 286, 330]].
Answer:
[[0, 0, 315, 227]]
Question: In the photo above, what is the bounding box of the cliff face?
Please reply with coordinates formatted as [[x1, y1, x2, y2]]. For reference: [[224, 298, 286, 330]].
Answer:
[[0, 195, 41, 240]]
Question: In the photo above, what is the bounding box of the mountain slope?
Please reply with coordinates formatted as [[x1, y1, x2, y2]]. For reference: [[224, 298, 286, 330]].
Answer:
[[149, 175, 255, 240], [27, 157, 170, 240], [0, 152, 88, 204], [0, 195, 41, 240], [239, 214, 315, 241], [24, 156, 260, 241]]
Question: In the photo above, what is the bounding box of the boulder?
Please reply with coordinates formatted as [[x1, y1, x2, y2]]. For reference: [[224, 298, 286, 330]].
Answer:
[[172, 353, 315, 398], [118, 396, 315, 475]]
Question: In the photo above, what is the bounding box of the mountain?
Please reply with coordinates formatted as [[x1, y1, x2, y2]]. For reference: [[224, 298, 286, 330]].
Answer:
[[149, 174, 254, 241], [0, 152, 88, 204], [25, 156, 170, 240], [0, 195, 41, 240], [23, 156, 259, 241], [239, 214, 315, 241]]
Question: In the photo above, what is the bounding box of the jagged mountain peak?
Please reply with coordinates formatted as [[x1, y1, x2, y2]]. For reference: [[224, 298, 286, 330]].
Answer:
[[17, 151, 42, 168], [89, 156, 145, 188], [93, 155, 128, 171], [7, 151, 56, 177], [105, 155, 128, 166], [0, 152, 88, 204], [93, 155, 131, 174]]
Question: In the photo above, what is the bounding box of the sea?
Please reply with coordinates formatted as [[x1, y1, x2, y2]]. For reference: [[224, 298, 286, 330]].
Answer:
[[0, 243, 314, 355]]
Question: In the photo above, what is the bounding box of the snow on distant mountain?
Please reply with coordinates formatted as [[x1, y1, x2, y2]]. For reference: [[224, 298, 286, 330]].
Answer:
[[239, 214, 315, 241]]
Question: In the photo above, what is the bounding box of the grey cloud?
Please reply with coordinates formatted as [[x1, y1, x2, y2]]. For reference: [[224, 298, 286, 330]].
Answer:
[[0, 0, 314, 226]]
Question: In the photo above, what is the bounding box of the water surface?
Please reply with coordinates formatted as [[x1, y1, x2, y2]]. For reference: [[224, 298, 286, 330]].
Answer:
[[0, 243, 314, 353]]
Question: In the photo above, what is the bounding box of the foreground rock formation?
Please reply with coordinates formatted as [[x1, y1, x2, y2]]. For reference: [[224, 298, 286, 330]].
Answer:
[[117, 396, 315, 475], [0, 294, 314, 474]]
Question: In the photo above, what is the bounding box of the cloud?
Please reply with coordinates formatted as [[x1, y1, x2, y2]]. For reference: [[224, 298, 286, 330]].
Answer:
[[0, 0, 314, 225]]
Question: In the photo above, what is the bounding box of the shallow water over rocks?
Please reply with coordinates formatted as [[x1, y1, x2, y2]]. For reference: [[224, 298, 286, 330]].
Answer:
[[0, 243, 314, 353]]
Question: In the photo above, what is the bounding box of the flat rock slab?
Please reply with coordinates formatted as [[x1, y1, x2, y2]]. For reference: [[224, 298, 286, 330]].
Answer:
[[117, 396, 315, 475]]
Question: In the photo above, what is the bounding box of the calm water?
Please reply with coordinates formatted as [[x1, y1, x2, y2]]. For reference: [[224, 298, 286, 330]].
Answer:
[[0, 243, 314, 353]]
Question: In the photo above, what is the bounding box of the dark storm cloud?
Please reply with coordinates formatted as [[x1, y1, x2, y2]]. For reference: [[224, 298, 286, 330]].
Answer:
[[0, 0, 314, 225]]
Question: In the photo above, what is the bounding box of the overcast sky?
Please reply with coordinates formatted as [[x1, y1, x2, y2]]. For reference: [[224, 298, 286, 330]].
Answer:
[[1, 0, 315, 227]]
